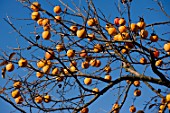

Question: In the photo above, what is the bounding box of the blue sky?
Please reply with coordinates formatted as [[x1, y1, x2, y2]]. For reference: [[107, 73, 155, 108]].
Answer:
[[0, 0, 170, 113]]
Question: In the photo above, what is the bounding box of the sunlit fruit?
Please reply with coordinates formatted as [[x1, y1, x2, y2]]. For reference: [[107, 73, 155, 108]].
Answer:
[[43, 25, 50, 31], [31, 12, 40, 21], [105, 24, 111, 31], [108, 26, 117, 36], [69, 66, 77, 73], [94, 44, 103, 53], [114, 17, 120, 25], [84, 78, 92, 85], [166, 93, 170, 102], [140, 29, 148, 39], [87, 18, 95, 26], [70, 25, 78, 32], [140, 57, 147, 64], [15, 96, 24, 104], [54, 16, 61, 22], [81, 61, 89, 69], [37, 18, 43, 26], [95, 60, 101, 67], [129, 105, 136, 113], [35, 96, 43, 103], [134, 89, 141, 96], [104, 75, 112, 81], [112, 102, 119, 112], [53, 6, 62, 13], [104, 65, 111, 73], [42, 30, 51, 40], [70, 61, 77, 67], [43, 94, 51, 103], [30, 2, 41, 11], [155, 60, 163, 66], [18, 58, 27, 67], [37, 59, 46, 68], [11, 89, 20, 98], [161, 98, 166, 104], [42, 18, 50, 26], [56, 75, 64, 82], [80, 107, 89, 113], [137, 18, 146, 29], [87, 34, 95, 41], [90, 59, 97, 67], [42, 65, 51, 74], [52, 67, 59, 75], [118, 25, 127, 33], [122, 32, 130, 40], [63, 68, 69, 75], [6, 62, 14, 72], [121, 48, 128, 54], [56, 44, 64, 52], [159, 104, 165, 111], [77, 28, 86, 38], [150, 33, 158, 42], [133, 80, 140, 87], [168, 102, 170, 110], [67, 49, 75, 57], [45, 49, 55, 60], [80, 50, 87, 58], [164, 43, 170, 52], [153, 49, 159, 58], [130, 23, 138, 32], [119, 18, 126, 25], [113, 33, 122, 41], [13, 81, 22, 89], [92, 88, 99, 94], [36, 71, 44, 78]]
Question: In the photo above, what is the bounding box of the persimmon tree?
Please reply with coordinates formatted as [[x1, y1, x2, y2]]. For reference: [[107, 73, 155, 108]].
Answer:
[[0, 0, 170, 113]]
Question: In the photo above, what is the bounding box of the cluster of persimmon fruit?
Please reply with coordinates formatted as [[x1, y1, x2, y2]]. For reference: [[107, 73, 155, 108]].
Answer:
[[4, 1, 170, 113]]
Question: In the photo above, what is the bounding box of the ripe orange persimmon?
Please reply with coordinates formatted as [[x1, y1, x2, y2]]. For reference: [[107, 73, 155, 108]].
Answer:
[[112, 102, 119, 112], [36, 71, 44, 78], [6, 62, 14, 72], [87, 34, 95, 41], [130, 23, 138, 32], [92, 88, 99, 94], [53, 6, 62, 13], [118, 25, 127, 33], [18, 58, 27, 67], [166, 93, 170, 102], [164, 43, 170, 52], [76, 28, 86, 38], [15, 96, 24, 104], [35, 96, 43, 103], [56, 44, 64, 52], [153, 48, 159, 58], [42, 30, 51, 40], [87, 18, 95, 26], [119, 18, 126, 25], [11, 89, 20, 98], [95, 60, 101, 67], [54, 16, 61, 22], [155, 60, 163, 66], [31, 12, 40, 21], [104, 65, 111, 73], [42, 65, 51, 74], [81, 61, 89, 69], [90, 59, 97, 67], [37, 18, 44, 26], [133, 80, 140, 87], [67, 49, 75, 57], [108, 26, 117, 36], [43, 94, 51, 103], [129, 105, 136, 113], [150, 33, 158, 42], [121, 48, 128, 54], [70, 25, 78, 32], [104, 75, 112, 81], [114, 17, 120, 25], [45, 49, 55, 60], [70, 61, 77, 67], [79, 50, 87, 58], [42, 18, 50, 26], [80, 107, 89, 113], [140, 29, 148, 39], [140, 58, 147, 64], [93, 44, 103, 53], [69, 66, 77, 73], [13, 81, 22, 89], [84, 78, 92, 85], [30, 2, 41, 11], [137, 21, 146, 30], [52, 67, 59, 75], [134, 89, 141, 97], [56, 75, 64, 82], [37, 59, 46, 68]]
